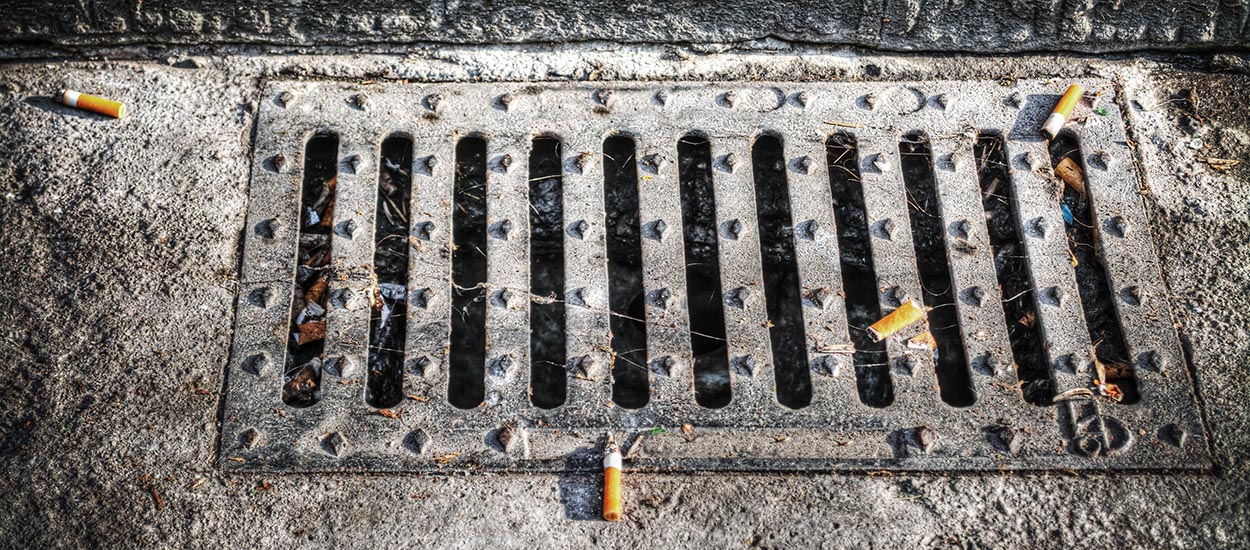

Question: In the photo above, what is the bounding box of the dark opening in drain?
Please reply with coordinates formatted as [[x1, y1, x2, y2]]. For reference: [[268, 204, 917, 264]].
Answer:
[[1048, 134, 1141, 404], [678, 134, 731, 408], [366, 135, 414, 409], [449, 137, 489, 409], [751, 134, 812, 409], [899, 132, 974, 407], [974, 134, 1050, 405], [603, 135, 649, 409], [825, 133, 893, 408], [282, 132, 339, 408], [528, 136, 567, 409]]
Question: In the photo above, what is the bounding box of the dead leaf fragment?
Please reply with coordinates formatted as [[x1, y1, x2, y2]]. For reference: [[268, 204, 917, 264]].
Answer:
[[304, 277, 328, 304], [1094, 379, 1124, 402], [378, 408, 401, 419], [1055, 157, 1085, 194], [296, 321, 326, 344]]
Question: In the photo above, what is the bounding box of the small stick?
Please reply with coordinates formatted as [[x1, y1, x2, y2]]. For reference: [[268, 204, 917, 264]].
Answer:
[[1041, 84, 1082, 140], [868, 300, 926, 342], [59, 90, 127, 119], [603, 440, 623, 522], [823, 120, 865, 129]]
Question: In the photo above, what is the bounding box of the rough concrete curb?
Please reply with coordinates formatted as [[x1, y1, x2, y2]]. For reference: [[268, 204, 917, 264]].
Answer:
[[3, 0, 1249, 55]]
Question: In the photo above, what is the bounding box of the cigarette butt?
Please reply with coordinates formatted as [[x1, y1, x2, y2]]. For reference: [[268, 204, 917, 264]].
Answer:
[[1041, 84, 1082, 140], [59, 90, 127, 119], [1054, 157, 1085, 194], [868, 300, 926, 342], [603, 443, 622, 522]]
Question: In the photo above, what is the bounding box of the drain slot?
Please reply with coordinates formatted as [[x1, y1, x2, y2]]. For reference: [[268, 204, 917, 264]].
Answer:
[[449, 137, 489, 409], [899, 132, 974, 407], [825, 133, 893, 408], [751, 135, 811, 409], [528, 136, 567, 409], [604, 136, 649, 409], [974, 134, 1050, 405], [1049, 134, 1141, 404], [282, 133, 339, 408], [678, 134, 731, 408], [366, 135, 414, 409]]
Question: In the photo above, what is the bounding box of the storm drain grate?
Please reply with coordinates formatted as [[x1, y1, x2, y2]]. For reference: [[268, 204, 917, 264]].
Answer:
[[222, 79, 1209, 472]]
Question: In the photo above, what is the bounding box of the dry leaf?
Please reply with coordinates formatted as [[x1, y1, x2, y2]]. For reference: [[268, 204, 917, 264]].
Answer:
[[378, 408, 401, 419], [296, 321, 326, 344], [1094, 380, 1124, 402], [1055, 157, 1085, 194]]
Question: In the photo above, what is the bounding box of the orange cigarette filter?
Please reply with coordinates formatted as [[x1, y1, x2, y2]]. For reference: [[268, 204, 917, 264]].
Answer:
[[603, 442, 623, 522], [1041, 84, 1083, 140], [60, 90, 127, 119], [868, 299, 926, 342]]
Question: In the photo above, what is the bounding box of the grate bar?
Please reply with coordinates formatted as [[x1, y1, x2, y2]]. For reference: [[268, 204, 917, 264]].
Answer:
[[322, 135, 379, 410], [926, 135, 1018, 403], [1004, 138, 1093, 396], [709, 134, 779, 413], [635, 132, 698, 417], [783, 133, 861, 410], [558, 131, 615, 420], [405, 136, 455, 411], [854, 131, 942, 409], [482, 136, 533, 418]]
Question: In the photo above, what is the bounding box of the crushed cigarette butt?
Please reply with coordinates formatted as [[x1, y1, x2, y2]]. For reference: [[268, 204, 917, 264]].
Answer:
[[868, 300, 927, 342]]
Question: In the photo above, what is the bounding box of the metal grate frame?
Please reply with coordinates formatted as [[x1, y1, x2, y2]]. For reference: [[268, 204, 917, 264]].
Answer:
[[221, 79, 1209, 473]]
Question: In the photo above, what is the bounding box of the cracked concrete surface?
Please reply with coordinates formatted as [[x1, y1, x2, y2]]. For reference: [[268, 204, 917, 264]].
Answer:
[[1, 47, 1248, 548]]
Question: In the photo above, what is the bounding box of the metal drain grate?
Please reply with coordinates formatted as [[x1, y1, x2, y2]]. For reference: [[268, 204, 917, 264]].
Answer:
[[222, 79, 1209, 472]]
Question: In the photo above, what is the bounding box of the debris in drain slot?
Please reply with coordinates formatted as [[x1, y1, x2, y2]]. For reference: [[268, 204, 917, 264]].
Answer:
[[366, 143, 414, 408], [1091, 347, 1130, 403], [283, 152, 338, 407], [603, 438, 623, 522], [868, 300, 927, 342], [1041, 83, 1083, 140], [1054, 157, 1085, 194], [59, 89, 127, 118]]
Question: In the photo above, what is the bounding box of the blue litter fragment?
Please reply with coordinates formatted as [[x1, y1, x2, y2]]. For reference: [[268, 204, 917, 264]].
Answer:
[[1061, 204, 1074, 225]]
